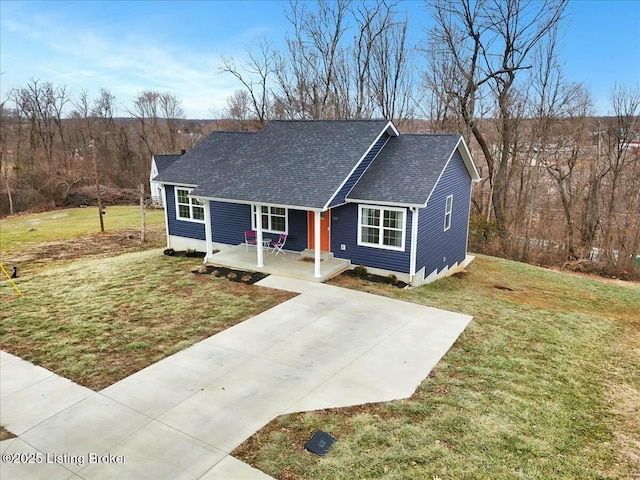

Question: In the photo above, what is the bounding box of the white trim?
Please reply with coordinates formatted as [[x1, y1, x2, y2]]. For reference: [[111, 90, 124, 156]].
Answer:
[[456, 136, 482, 182], [323, 121, 395, 210], [192, 194, 314, 212], [251, 204, 289, 234], [158, 181, 198, 188], [175, 187, 206, 223], [444, 195, 453, 231], [357, 204, 407, 251], [465, 183, 473, 254], [409, 207, 419, 283], [424, 150, 454, 208], [384, 121, 400, 137], [423, 137, 481, 209], [346, 198, 423, 209]]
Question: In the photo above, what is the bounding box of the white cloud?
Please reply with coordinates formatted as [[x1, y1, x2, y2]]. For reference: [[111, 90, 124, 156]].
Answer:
[[1, 13, 252, 118]]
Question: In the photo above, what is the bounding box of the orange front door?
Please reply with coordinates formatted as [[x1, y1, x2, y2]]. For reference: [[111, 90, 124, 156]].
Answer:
[[308, 211, 330, 252]]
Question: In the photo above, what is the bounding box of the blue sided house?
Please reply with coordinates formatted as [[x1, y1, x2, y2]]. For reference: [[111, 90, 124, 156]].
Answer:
[[153, 120, 481, 286]]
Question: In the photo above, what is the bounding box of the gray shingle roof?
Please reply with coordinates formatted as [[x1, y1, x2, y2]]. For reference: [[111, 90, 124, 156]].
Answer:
[[156, 120, 391, 209], [154, 132, 254, 186], [153, 154, 182, 173], [347, 134, 462, 206]]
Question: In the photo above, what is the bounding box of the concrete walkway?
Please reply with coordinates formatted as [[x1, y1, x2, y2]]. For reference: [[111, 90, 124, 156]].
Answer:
[[1, 277, 472, 480]]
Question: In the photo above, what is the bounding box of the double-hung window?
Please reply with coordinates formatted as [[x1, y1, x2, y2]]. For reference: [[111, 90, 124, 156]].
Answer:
[[175, 188, 205, 222], [358, 205, 406, 251], [252, 205, 288, 234], [444, 195, 453, 231]]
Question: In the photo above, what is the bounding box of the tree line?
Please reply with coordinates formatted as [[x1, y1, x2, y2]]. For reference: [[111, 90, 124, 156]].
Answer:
[[1, 0, 638, 277]]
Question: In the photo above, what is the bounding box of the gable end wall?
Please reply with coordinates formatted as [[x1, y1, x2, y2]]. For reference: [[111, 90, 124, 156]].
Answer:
[[416, 150, 472, 278], [328, 132, 389, 208]]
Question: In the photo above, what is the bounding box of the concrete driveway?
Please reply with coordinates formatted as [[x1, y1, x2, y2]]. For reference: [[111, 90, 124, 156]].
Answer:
[[1, 276, 472, 480]]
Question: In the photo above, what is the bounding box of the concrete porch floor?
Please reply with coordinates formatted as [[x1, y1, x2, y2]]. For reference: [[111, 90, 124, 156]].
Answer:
[[207, 244, 350, 282]]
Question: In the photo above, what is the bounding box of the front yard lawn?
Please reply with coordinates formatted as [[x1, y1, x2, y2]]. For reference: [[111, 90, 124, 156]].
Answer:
[[1, 249, 294, 390], [234, 256, 640, 480]]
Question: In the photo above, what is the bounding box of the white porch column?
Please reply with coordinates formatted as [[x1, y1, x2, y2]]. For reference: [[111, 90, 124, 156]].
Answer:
[[255, 204, 264, 267], [314, 210, 322, 278], [203, 200, 213, 263]]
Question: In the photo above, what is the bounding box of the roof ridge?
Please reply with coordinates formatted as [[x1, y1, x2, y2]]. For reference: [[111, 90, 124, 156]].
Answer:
[[269, 119, 390, 123]]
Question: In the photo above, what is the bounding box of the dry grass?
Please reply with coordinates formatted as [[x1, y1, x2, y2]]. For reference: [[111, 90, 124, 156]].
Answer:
[[1, 208, 296, 391], [0, 426, 16, 441], [1, 249, 295, 390], [1, 206, 167, 276], [234, 255, 640, 480]]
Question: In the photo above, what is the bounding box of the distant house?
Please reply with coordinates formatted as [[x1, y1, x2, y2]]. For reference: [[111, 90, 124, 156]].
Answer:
[[149, 153, 183, 206], [153, 120, 481, 285]]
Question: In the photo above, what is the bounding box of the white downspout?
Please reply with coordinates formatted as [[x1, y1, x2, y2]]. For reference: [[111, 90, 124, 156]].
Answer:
[[314, 210, 322, 278], [409, 207, 419, 285], [256, 204, 264, 268], [203, 200, 213, 264]]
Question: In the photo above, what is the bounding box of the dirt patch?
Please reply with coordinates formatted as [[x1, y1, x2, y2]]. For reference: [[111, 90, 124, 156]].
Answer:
[[163, 248, 206, 258], [193, 265, 269, 285], [337, 269, 409, 289], [4, 226, 166, 276]]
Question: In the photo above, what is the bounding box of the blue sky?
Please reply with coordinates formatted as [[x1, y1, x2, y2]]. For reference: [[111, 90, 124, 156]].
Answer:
[[1, 0, 638, 118]]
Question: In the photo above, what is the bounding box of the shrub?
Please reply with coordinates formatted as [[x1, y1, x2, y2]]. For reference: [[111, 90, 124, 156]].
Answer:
[[353, 265, 368, 278]]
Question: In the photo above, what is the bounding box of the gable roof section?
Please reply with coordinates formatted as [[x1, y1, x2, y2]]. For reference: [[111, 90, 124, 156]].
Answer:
[[154, 132, 254, 186], [347, 134, 480, 207], [158, 120, 392, 209], [152, 154, 182, 173]]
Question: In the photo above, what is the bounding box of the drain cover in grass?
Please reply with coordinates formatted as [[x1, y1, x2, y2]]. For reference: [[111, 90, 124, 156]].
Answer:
[[304, 430, 336, 456]]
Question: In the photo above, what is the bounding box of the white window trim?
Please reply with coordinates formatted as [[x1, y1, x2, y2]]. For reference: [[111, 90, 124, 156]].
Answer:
[[444, 195, 453, 231], [252, 205, 289, 234], [357, 205, 406, 251], [175, 187, 205, 223]]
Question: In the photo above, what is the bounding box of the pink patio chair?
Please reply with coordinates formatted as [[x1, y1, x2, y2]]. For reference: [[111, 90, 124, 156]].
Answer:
[[244, 230, 257, 251], [270, 233, 287, 255]]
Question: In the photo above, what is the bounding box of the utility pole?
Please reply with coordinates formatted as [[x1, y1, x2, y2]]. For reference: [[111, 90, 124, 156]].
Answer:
[[90, 139, 105, 232]]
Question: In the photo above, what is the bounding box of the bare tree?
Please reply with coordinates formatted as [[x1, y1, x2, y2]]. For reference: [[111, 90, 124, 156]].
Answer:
[[225, 89, 253, 128], [159, 92, 185, 152], [219, 39, 275, 123], [542, 86, 592, 260], [426, 0, 568, 247], [0, 100, 15, 214], [600, 84, 640, 263]]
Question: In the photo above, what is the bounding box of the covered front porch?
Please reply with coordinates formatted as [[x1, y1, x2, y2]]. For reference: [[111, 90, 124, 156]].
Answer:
[[206, 244, 350, 283]]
